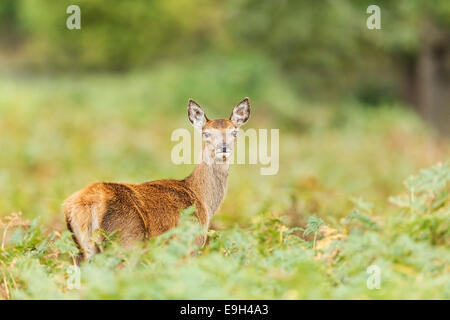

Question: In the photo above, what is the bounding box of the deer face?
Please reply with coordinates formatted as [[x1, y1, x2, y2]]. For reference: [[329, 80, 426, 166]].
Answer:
[[188, 98, 250, 164]]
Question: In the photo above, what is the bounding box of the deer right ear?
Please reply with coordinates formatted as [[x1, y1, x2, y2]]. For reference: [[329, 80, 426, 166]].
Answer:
[[188, 99, 208, 129], [230, 97, 250, 127]]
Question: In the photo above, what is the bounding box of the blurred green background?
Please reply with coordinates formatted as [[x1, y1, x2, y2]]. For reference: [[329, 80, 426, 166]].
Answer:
[[0, 0, 450, 300], [1, 0, 449, 227], [1, 0, 450, 117], [1, 0, 449, 226]]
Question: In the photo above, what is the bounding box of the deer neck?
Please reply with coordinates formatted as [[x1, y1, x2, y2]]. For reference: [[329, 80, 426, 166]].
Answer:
[[185, 155, 229, 220]]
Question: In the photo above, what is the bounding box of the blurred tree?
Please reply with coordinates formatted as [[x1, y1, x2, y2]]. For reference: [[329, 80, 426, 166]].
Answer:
[[9, 0, 226, 70], [0, 0, 448, 132], [0, 0, 20, 46], [224, 0, 450, 132]]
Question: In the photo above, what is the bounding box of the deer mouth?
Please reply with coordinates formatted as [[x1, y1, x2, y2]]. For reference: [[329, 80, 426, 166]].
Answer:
[[215, 151, 231, 162]]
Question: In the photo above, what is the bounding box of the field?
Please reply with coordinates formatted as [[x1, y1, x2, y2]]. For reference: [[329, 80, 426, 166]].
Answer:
[[0, 56, 449, 299]]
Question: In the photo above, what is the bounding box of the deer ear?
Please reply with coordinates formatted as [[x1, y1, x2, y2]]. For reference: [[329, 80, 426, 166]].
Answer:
[[230, 97, 250, 127], [188, 99, 208, 129]]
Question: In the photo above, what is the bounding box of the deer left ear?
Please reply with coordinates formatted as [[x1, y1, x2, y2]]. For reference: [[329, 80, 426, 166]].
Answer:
[[230, 97, 250, 127], [188, 99, 208, 129]]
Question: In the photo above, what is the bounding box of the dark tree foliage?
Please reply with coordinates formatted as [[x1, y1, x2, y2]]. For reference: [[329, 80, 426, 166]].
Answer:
[[1, 0, 449, 131]]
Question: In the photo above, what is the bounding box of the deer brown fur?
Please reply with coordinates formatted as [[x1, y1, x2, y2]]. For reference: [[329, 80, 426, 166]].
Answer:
[[63, 98, 250, 261]]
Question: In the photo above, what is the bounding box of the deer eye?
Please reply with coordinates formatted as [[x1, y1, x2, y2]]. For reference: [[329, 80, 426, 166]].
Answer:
[[203, 132, 211, 138], [232, 130, 238, 137]]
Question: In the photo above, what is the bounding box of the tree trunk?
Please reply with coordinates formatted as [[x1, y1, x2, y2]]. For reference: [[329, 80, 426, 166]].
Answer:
[[414, 26, 450, 136]]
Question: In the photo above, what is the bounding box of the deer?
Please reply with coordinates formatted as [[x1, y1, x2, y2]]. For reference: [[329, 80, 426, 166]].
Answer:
[[63, 98, 250, 261]]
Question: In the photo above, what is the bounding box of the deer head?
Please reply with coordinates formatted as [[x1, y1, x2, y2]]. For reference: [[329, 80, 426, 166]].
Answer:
[[188, 98, 250, 164]]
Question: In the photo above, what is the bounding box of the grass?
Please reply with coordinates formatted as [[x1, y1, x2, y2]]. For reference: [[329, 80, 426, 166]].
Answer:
[[0, 54, 449, 299]]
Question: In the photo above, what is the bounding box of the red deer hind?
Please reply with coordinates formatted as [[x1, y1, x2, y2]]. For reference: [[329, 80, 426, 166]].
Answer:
[[63, 98, 251, 261]]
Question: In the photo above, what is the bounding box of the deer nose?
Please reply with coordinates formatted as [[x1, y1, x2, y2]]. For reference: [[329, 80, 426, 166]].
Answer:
[[217, 144, 229, 153]]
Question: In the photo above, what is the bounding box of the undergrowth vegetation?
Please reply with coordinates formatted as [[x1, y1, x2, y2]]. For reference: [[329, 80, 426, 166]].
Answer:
[[1, 162, 449, 299]]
